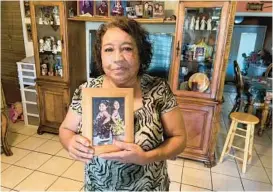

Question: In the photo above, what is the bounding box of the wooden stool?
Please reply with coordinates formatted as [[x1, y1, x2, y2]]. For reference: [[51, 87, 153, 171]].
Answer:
[[219, 112, 259, 173]]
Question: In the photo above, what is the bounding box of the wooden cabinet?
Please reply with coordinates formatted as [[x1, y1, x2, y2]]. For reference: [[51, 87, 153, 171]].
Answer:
[[30, 1, 86, 134], [169, 1, 236, 166]]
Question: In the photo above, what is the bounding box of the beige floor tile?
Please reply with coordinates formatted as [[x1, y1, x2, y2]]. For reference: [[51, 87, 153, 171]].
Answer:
[[265, 168, 272, 183], [215, 147, 235, 162], [51, 134, 60, 141], [216, 133, 227, 148], [14, 171, 57, 191], [1, 147, 31, 164], [167, 163, 183, 183], [242, 179, 273, 191], [38, 156, 74, 176], [55, 148, 74, 160], [9, 121, 25, 132], [254, 134, 272, 146], [15, 151, 52, 170], [184, 159, 210, 172], [1, 165, 33, 188], [34, 140, 63, 155], [212, 160, 240, 178], [181, 184, 210, 191], [1, 186, 11, 191], [167, 157, 184, 166], [254, 144, 272, 156], [169, 182, 181, 191], [235, 151, 262, 167], [32, 133, 55, 140], [7, 132, 29, 146], [47, 177, 83, 191], [182, 167, 211, 190], [14, 126, 37, 136], [15, 137, 47, 150], [239, 164, 270, 183], [211, 172, 243, 191], [1, 162, 11, 172], [62, 161, 85, 182], [259, 155, 272, 169]]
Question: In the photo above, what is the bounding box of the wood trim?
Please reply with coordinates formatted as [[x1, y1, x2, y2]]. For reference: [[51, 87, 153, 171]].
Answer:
[[217, 1, 237, 101], [68, 16, 176, 24]]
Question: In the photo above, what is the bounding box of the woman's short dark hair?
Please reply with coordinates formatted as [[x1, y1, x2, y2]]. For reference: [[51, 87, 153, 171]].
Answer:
[[93, 17, 152, 75]]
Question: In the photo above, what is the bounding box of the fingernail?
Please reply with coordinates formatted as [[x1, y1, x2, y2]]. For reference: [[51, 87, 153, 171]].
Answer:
[[89, 149, 94, 154]]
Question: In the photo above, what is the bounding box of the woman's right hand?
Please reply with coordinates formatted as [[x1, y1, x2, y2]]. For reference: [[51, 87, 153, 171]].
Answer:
[[67, 135, 94, 163]]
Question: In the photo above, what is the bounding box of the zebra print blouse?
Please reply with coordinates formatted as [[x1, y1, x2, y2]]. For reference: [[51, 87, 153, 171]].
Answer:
[[70, 74, 178, 191]]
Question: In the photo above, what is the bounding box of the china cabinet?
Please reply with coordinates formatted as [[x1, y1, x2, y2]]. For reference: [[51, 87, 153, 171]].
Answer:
[[30, 1, 86, 134], [170, 1, 236, 166]]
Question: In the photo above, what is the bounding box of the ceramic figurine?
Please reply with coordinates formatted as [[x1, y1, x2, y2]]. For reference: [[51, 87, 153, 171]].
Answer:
[[69, 7, 75, 18], [43, 37, 52, 51], [207, 18, 212, 30], [47, 55, 55, 76], [38, 9, 44, 24], [41, 63, 48, 76], [39, 39, 44, 52], [52, 44, 57, 54], [189, 16, 195, 30], [184, 16, 189, 30], [53, 6, 60, 25], [200, 16, 206, 30], [57, 40, 62, 52], [195, 16, 200, 30]]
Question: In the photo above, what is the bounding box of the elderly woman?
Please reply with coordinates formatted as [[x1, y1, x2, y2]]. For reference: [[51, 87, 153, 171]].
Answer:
[[59, 17, 187, 191]]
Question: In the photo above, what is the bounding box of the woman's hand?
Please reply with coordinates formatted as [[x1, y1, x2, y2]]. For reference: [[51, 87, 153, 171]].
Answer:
[[67, 135, 94, 163], [99, 140, 149, 165]]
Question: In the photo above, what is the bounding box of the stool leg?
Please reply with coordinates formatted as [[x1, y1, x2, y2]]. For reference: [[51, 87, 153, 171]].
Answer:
[[248, 124, 255, 164], [219, 120, 236, 163], [242, 125, 251, 173], [226, 121, 238, 155]]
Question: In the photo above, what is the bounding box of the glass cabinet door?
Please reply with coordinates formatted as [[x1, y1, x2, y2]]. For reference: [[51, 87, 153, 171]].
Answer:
[[173, 2, 229, 99], [31, 2, 65, 81]]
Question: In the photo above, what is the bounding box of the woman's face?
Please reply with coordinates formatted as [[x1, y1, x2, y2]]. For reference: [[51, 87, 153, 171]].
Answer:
[[99, 103, 107, 112], [101, 27, 139, 86], [113, 101, 120, 109]]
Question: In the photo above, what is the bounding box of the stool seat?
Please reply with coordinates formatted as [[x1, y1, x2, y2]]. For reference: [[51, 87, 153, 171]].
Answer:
[[230, 112, 259, 125]]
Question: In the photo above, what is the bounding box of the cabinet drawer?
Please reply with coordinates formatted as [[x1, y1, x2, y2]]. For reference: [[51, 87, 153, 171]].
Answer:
[[24, 90, 37, 102], [27, 115, 39, 126], [22, 77, 35, 85], [25, 103, 39, 115], [21, 71, 35, 78], [21, 63, 35, 70]]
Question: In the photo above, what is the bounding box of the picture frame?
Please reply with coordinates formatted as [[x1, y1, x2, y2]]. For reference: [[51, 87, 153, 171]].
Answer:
[[23, 0, 30, 18], [126, 1, 143, 18], [82, 88, 134, 156], [153, 1, 164, 18], [77, 0, 94, 16], [95, 0, 109, 17], [143, 1, 153, 18], [193, 46, 206, 62], [110, 0, 126, 16]]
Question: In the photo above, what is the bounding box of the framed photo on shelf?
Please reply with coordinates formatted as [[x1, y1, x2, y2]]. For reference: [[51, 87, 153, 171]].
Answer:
[[23, 1, 30, 18], [193, 46, 206, 62], [77, 0, 94, 16], [110, 0, 126, 16], [126, 1, 143, 18], [143, 1, 153, 18], [95, 0, 109, 17], [153, 1, 164, 18], [82, 88, 134, 156]]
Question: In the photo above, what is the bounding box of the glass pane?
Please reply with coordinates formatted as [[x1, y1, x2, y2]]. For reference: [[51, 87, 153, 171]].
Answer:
[[35, 5, 63, 78], [178, 7, 222, 93]]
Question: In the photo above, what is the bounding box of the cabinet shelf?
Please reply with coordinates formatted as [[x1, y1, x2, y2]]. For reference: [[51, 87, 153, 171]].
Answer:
[[68, 16, 176, 24]]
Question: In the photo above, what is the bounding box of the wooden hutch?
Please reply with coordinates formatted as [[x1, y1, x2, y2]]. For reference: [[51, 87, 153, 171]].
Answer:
[[30, 1, 236, 166], [30, 1, 86, 134]]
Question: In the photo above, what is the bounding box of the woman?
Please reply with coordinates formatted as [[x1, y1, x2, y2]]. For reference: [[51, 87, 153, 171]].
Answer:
[[59, 17, 187, 191]]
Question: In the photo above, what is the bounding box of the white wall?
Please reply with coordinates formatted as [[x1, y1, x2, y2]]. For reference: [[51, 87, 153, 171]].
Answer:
[[19, 0, 34, 57]]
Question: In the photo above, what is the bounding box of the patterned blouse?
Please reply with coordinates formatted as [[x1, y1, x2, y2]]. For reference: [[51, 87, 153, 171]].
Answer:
[[70, 74, 178, 191]]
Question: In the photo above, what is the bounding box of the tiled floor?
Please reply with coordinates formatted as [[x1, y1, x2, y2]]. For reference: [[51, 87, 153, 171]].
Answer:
[[1, 89, 272, 191]]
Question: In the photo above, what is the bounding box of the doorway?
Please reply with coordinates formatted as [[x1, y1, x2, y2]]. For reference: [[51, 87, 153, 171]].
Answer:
[[225, 25, 267, 82]]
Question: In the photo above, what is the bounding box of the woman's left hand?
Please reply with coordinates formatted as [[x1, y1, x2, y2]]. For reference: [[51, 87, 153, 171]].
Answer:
[[99, 140, 149, 165]]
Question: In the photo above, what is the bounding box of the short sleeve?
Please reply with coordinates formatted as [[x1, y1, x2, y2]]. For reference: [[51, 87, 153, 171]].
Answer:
[[161, 80, 178, 114], [69, 82, 88, 115]]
